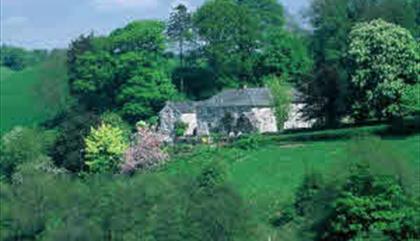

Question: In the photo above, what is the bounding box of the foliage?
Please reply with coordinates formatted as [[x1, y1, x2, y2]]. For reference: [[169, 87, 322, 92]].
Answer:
[[257, 30, 312, 83], [195, 160, 229, 193], [116, 53, 177, 122], [239, 0, 285, 33], [349, 19, 419, 119], [174, 121, 188, 137], [167, 4, 193, 68], [171, 66, 217, 100], [0, 162, 258, 241], [401, 84, 420, 115], [68, 20, 178, 122], [50, 108, 100, 172], [0, 45, 49, 70], [100, 111, 131, 137], [193, 0, 259, 86], [0, 127, 55, 180], [121, 124, 168, 173], [265, 75, 292, 130], [232, 133, 263, 150], [282, 136, 420, 241], [302, 0, 419, 126], [84, 123, 128, 173], [318, 164, 419, 241]]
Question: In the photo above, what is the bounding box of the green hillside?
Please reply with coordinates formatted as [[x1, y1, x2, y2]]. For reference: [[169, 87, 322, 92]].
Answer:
[[161, 132, 420, 236], [0, 67, 15, 80], [0, 53, 69, 134]]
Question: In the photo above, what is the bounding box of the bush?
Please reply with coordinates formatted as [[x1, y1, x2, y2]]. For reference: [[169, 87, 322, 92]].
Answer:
[[289, 136, 420, 241], [174, 121, 188, 137], [232, 133, 263, 150], [0, 127, 55, 180], [84, 123, 128, 173], [121, 123, 168, 173], [50, 109, 100, 172]]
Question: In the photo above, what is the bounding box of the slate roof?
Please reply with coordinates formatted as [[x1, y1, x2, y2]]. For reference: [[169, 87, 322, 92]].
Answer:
[[200, 88, 274, 107], [164, 87, 303, 113], [167, 101, 197, 113]]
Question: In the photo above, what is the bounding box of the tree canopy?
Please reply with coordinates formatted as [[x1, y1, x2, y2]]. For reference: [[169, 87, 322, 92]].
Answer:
[[349, 19, 419, 119]]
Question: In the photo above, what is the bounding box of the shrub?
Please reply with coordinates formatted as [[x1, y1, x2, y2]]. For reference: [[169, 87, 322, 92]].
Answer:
[[292, 136, 420, 241], [84, 123, 128, 173], [232, 133, 263, 150], [50, 109, 100, 172], [121, 123, 168, 173], [196, 160, 228, 194], [174, 121, 188, 137], [0, 127, 54, 180]]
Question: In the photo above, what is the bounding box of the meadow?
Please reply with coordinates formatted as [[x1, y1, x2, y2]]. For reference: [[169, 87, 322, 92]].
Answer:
[[162, 129, 420, 235], [0, 53, 69, 134]]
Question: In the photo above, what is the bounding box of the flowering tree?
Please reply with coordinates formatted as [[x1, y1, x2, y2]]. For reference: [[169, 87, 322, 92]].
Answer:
[[349, 19, 419, 119], [121, 122, 168, 173]]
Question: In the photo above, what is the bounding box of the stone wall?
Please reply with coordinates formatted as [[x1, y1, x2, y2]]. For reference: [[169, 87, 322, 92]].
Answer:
[[251, 107, 278, 133], [180, 113, 197, 136], [196, 106, 277, 136], [159, 106, 180, 142], [283, 103, 315, 130]]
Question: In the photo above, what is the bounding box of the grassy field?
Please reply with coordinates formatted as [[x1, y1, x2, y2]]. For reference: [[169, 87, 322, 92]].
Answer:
[[161, 131, 420, 234], [0, 54, 69, 134]]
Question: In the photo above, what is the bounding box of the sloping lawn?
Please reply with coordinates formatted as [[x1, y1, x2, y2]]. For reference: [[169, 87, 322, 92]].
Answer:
[[0, 55, 69, 134], [161, 133, 420, 227]]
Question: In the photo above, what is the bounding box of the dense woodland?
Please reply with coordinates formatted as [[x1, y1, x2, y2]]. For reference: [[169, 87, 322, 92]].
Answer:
[[1, 0, 419, 240]]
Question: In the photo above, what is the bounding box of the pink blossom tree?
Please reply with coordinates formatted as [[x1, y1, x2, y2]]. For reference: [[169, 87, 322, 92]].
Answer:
[[121, 121, 168, 173]]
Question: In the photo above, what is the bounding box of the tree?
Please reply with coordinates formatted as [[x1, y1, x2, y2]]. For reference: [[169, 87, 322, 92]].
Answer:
[[265, 75, 292, 130], [68, 20, 178, 122], [303, 0, 419, 127], [257, 29, 312, 83], [121, 122, 168, 173], [348, 19, 419, 119], [116, 52, 177, 122], [71, 50, 116, 110], [67, 33, 95, 85], [1, 45, 49, 70], [401, 84, 420, 115], [318, 163, 419, 241], [167, 4, 193, 92], [167, 4, 192, 68], [84, 123, 128, 173], [0, 127, 54, 180], [50, 108, 100, 172], [238, 0, 285, 32], [194, 0, 259, 87]]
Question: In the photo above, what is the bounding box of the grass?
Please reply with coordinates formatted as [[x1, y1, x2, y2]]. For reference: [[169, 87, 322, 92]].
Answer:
[[161, 132, 420, 233], [0, 53, 69, 134], [0, 67, 15, 80]]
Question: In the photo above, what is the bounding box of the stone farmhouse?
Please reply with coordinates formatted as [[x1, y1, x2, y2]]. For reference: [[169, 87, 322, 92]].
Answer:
[[159, 87, 313, 141]]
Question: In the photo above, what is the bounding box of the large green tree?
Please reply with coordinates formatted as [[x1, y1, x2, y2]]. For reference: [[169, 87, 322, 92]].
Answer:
[[257, 29, 312, 83], [302, 0, 419, 126], [348, 19, 419, 119], [193, 0, 259, 87], [68, 20, 178, 122]]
